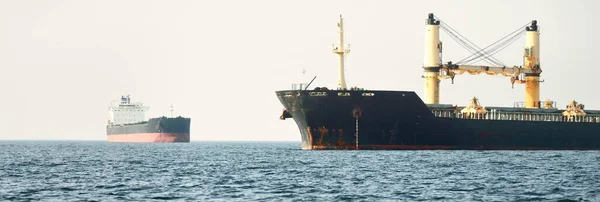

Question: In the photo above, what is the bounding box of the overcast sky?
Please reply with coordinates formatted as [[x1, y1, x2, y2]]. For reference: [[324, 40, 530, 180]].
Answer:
[[1, 0, 598, 141]]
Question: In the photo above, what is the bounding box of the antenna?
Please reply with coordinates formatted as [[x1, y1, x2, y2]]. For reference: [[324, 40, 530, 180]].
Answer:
[[333, 14, 350, 90], [170, 105, 174, 118]]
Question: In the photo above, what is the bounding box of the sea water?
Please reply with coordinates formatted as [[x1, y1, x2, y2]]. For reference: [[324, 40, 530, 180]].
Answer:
[[1, 141, 599, 201]]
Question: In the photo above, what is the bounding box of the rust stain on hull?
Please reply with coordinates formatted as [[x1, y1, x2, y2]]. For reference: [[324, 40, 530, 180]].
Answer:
[[336, 129, 346, 147]]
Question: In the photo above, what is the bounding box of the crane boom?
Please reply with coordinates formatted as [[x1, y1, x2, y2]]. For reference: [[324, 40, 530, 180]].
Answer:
[[441, 64, 539, 76], [422, 13, 543, 108], [438, 62, 542, 87]]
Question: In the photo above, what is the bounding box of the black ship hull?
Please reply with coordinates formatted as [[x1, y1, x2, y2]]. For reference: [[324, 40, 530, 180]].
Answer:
[[276, 90, 600, 150], [106, 116, 191, 143]]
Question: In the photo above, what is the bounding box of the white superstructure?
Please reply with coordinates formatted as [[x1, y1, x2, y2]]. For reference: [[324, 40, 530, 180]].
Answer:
[[108, 95, 149, 125]]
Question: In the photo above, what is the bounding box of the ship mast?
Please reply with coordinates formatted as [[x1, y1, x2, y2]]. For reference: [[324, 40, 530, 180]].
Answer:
[[333, 15, 350, 90], [170, 105, 174, 118]]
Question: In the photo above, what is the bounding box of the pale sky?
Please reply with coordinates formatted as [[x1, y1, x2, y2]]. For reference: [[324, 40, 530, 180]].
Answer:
[[1, 0, 598, 141]]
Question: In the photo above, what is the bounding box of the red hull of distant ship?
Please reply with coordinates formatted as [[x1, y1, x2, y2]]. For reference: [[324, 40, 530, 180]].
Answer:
[[107, 133, 190, 143]]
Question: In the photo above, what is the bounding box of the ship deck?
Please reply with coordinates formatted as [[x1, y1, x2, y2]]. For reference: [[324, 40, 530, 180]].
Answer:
[[427, 104, 600, 123]]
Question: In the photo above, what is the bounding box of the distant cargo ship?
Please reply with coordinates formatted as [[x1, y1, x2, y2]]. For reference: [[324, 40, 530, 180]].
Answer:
[[276, 14, 600, 150], [106, 95, 191, 143]]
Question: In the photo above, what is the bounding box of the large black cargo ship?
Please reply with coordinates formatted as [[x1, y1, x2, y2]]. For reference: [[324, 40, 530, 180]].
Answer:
[[106, 95, 191, 143], [276, 14, 600, 150], [277, 90, 600, 150]]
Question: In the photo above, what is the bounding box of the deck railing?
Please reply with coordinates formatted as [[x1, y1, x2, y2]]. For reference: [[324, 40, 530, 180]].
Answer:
[[430, 109, 600, 123]]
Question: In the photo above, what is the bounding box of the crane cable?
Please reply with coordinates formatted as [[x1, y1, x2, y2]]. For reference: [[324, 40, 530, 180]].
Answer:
[[458, 22, 531, 65], [438, 20, 505, 66], [435, 15, 533, 67], [438, 25, 500, 66], [464, 30, 524, 65], [458, 22, 530, 63], [439, 23, 503, 66]]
